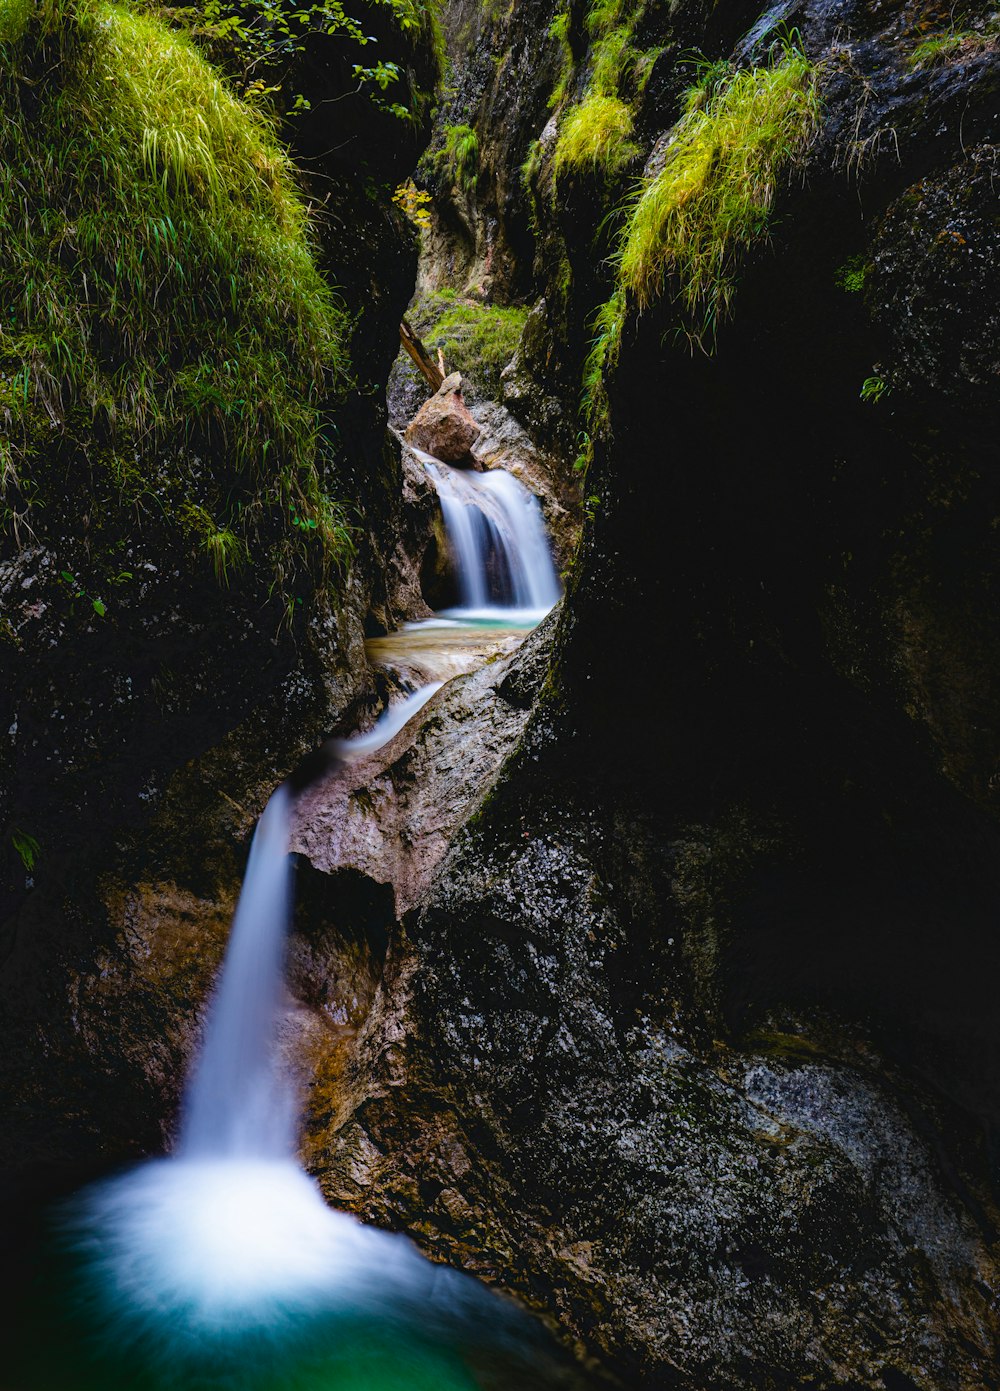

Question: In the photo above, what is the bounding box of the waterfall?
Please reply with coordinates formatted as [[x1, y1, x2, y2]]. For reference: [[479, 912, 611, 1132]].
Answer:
[[36, 771, 584, 1390], [29, 483, 582, 1384], [180, 783, 295, 1159], [419, 454, 561, 620]]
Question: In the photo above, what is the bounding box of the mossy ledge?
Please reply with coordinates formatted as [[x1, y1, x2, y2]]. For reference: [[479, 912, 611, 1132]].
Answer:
[[0, 0, 354, 593], [617, 39, 821, 344]]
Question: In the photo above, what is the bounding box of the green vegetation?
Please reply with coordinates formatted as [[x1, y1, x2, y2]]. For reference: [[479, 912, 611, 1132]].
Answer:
[[616, 39, 821, 344], [909, 32, 970, 65], [174, 0, 445, 120], [0, 0, 355, 585], [10, 828, 40, 872], [554, 92, 637, 176], [393, 177, 433, 229], [435, 123, 479, 192], [835, 255, 869, 293], [860, 374, 889, 404], [581, 291, 623, 435], [908, 13, 1000, 67], [548, 9, 574, 109], [552, 0, 659, 177], [410, 290, 528, 397]]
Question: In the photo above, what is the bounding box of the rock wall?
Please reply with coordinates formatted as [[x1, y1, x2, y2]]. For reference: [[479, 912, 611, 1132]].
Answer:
[[0, 0, 438, 1198], [298, 1, 1000, 1386]]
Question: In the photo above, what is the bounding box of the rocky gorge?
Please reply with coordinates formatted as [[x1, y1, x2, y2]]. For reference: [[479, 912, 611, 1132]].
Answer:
[[2, 0, 1000, 1387]]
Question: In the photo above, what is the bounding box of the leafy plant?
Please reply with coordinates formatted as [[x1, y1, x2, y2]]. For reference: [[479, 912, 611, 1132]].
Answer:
[[860, 374, 889, 404], [170, 0, 444, 117], [393, 177, 433, 229], [59, 569, 107, 617], [11, 828, 40, 871]]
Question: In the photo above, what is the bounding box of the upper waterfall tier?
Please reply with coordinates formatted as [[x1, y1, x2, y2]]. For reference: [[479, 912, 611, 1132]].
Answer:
[[420, 455, 561, 621]]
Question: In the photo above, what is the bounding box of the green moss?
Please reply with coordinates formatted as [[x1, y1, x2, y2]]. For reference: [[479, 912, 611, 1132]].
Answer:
[[835, 254, 869, 292], [547, 8, 574, 109], [435, 122, 479, 192], [554, 91, 637, 175], [0, 0, 354, 583], [552, 0, 655, 176], [411, 292, 528, 398], [616, 39, 821, 345]]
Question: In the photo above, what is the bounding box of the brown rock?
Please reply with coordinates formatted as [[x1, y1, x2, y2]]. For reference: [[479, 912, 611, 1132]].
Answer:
[[404, 372, 482, 465], [291, 615, 555, 918]]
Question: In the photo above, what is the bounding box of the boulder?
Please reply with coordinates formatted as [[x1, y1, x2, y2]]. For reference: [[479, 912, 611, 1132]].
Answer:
[[290, 615, 555, 917], [404, 372, 483, 465]]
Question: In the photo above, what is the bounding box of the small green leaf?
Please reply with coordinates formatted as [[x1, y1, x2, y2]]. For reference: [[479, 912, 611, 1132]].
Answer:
[[92, 598, 106, 617], [11, 829, 40, 872]]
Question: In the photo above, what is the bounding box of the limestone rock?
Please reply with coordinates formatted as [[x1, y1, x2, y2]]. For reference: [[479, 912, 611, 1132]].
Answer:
[[404, 372, 483, 465], [291, 615, 555, 917]]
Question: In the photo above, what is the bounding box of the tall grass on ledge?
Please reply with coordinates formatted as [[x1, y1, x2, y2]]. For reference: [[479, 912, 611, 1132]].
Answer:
[[0, 0, 354, 583], [554, 92, 638, 178], [617, 40, 821, 347]]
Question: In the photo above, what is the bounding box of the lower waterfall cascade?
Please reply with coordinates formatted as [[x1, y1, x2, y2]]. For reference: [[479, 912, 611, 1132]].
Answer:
[[7, 453, 582, 1391]]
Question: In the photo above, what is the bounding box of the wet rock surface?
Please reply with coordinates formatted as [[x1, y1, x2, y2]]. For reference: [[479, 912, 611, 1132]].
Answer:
[[292, 615, 555, 917], [404, 373, 483, 465], [308, 774, 1000, 1390], [300, 0, 1000, 1387]]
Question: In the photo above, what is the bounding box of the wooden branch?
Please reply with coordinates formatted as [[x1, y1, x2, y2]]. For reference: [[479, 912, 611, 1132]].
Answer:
[[399, 318, 444, 392]]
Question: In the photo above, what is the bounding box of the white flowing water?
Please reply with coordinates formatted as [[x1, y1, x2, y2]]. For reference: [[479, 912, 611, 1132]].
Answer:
[[17, 452, 580, 1389], [180, 784, 295, 1160], [31, 771, 578, 1390], [339, 682, 443, 759], [419, 454, 561, 623]]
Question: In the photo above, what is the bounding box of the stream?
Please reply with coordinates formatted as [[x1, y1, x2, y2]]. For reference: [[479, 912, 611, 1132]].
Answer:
[[9, 460, 574, 1391]]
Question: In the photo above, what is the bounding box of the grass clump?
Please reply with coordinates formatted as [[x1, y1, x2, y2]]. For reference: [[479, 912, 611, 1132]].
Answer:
[[616, 38, 821, 344], [907, 15, 1000, 67], [552, 0, 660, 177], [410, 290, 528, 398], [435, 123, 479, 191], [909, 32, 970, 65], [555, 92, 638, 176], [548, 8, 574, 109], [0, 0, 354, 586]]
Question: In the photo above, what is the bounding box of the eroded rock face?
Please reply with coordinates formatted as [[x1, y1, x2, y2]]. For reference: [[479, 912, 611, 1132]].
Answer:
[[292, 615, 555, 917], [404, 373, 483, 464], [300, 0, 1000, 1387], [308, 776, 1000, 1391]]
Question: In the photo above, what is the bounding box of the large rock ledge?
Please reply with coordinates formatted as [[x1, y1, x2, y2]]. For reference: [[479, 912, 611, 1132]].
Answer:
[[303, 776, 1000, 1391], [290, 614, 556, 916]]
